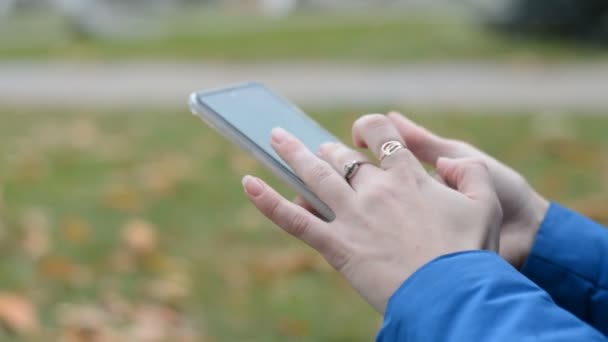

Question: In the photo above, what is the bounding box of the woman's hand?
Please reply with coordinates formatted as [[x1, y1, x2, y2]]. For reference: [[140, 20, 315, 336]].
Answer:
[[364, 112, 550, 269], [242, 114, 502, 314]]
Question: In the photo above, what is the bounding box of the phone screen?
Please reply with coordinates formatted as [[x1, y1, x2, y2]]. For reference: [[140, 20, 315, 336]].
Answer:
[[199, 84, 339, 173]]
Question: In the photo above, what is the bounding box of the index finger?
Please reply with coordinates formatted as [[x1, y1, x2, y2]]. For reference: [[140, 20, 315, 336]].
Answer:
[[271, 128, 355, 209]]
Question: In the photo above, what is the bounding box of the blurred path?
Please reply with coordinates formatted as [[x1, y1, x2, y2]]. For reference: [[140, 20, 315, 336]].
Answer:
[[2, 62, 608, 112]]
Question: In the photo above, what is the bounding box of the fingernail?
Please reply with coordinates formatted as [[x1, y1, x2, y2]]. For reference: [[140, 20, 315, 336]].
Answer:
[[271, 127, 289, 144], [242, 175, 264, 197]]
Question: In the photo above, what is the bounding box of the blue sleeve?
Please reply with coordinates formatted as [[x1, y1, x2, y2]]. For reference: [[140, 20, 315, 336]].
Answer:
[[377, 251, 606, 342], [521, 202, 608, 335]]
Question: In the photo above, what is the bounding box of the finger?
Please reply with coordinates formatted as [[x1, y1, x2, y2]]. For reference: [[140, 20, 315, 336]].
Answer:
[[351, 114, 425, 175], [435, 157, 503, 252], [386, 112, 473, 164], [318, 142, 378, 189], [293, 195, 319, 216], [243, 175, 333, 253], [271, 127, 354, 208], [388, 112, 510, 197], [435, 157, 495, 202]]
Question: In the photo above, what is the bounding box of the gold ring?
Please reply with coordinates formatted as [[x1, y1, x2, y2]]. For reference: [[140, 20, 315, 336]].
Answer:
[[379, 141, 404, 161]]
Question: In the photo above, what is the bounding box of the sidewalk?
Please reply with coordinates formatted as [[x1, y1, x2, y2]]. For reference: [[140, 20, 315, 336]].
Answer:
[[2, 62, 608, 112]]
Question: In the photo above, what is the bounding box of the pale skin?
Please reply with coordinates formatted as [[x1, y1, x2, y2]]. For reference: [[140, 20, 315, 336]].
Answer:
[[242, 114, 503, 314], [381, 112, 550, 269], [295, 112, 550, 270]]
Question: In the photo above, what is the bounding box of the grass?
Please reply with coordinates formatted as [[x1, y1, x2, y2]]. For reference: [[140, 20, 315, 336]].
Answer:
[[0, 106, 607, 340], [1, 9, 607, 63]]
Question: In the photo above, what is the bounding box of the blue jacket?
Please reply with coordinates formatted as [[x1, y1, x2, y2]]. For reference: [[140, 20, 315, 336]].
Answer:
[[377, 203, 608, 341]]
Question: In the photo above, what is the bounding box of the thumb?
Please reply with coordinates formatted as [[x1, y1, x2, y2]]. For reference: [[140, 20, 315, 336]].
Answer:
[[435, 157, 495, 201]]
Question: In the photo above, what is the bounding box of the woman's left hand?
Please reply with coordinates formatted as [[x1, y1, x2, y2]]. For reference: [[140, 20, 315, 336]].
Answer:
[[242, 114, 502, 314]]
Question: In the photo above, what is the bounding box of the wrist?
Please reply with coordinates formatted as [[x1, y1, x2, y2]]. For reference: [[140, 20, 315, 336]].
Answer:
[[512, 192, 550, 269]]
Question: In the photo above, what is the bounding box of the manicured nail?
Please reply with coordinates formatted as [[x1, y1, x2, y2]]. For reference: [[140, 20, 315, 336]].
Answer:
[[242, 175, 264, 197], [271, 127, 289, 144]]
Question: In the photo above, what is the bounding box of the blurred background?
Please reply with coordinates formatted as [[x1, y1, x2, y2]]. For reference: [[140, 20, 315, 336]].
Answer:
[[0, 0, 607, 341]]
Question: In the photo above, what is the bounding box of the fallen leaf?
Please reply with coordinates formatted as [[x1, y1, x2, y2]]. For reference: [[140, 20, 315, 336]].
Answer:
[[20, 208, 51, 259], [102, 183, 142, 212], [122, 219, 158, 255], [108, 249, 136, 273], [38, 255, 76, 282], [67, 118, 99, 150], [146, 271, 192, 306], [251, 250, 325, 283], [277, 318, 309, 338], [128, 304, 176, 342], [570, 196, 608, 224], [60, 216, 91, 244], [98, 135, 132, 163], [11, 152, 48, 183], [57, 304, 113, 342], [0, 292, 38, 335], [136, 153, 194, 196]]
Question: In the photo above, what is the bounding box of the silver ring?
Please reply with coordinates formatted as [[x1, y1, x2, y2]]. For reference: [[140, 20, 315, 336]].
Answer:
[[343, 160, 373, 183], [379, 141, 405, 161]]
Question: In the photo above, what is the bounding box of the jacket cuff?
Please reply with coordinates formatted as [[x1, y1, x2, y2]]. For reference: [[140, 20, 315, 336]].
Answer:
[[377, 251, 518, 340], [521, 202, 608, 324]]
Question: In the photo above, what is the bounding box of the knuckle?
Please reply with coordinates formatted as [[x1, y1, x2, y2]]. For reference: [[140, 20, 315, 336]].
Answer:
[[363, 181, 398, 203], [281, 137, 301, 155], [265, 194, 283, 220], [317, 237, 351, 272], [326, 246, 351, 273], [411, 168, 429, 187], [287, 212, 311, 238], [465, 158, 489, 171], [308, 162, 334, 184]]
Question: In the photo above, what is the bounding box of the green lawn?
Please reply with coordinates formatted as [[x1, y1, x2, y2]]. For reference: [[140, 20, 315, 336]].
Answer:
[[0, 107, 607, 340], [1, 9, 607, 63]]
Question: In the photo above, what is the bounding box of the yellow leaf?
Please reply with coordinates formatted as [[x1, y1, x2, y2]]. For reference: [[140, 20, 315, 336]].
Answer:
[[102, 183, 142, 212], [60, 216, 91, 244], [38, 255, 76, 282], [122, 219, 158, 255], [277, 318, 309, 338], [67, 118, 99, 150], [136, 153, 194, 197], [251, 250, 325, 283], [20, 209, 51, 259], [570, 196, 608, 224], [146, 273, 191, 307], [10, 150, 49, 183]]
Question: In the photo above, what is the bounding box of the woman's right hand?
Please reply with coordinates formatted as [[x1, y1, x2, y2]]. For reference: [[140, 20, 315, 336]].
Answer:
[[353, 112, 550, 269]]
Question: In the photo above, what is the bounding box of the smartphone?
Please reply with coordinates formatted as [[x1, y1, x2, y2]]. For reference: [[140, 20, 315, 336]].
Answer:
[[188, 82, 339, 221]]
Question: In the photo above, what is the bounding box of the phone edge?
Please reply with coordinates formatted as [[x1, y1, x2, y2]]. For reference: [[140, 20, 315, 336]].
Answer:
[[188, 88, 336, 222]]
